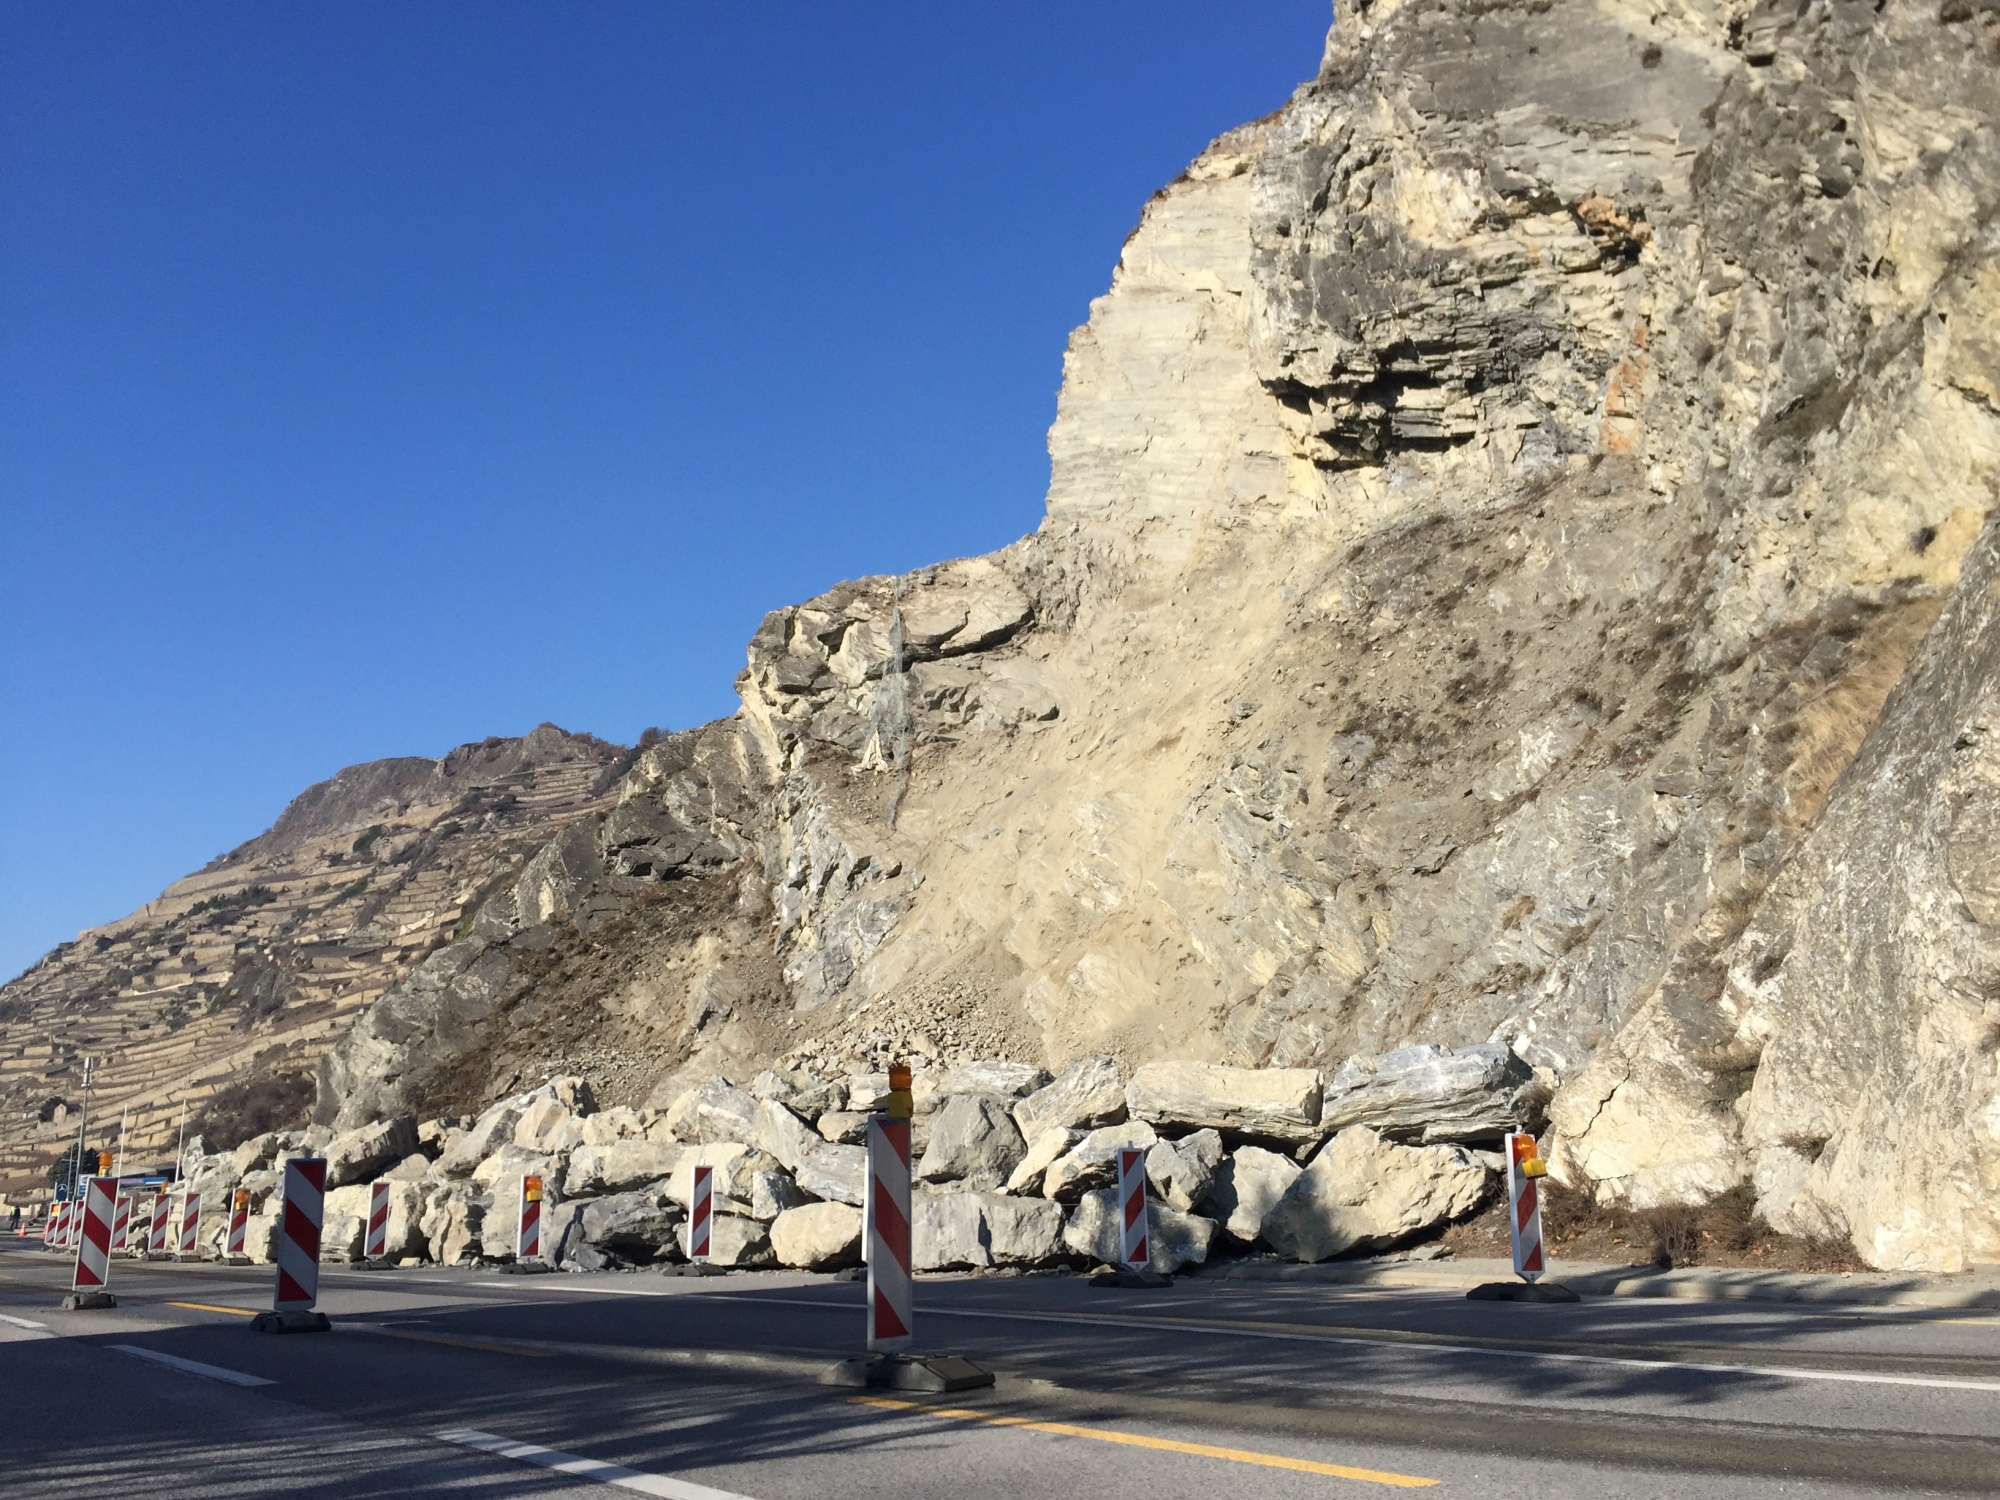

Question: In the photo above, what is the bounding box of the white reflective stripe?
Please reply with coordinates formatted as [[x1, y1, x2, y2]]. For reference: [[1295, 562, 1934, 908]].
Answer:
[[284, 1162, 324, 1224], [277, 1230, 319, 1306], [0, 1313, 48, 1329], [434, 1427, 758, 1499], [108, 1344, 275, 1387]]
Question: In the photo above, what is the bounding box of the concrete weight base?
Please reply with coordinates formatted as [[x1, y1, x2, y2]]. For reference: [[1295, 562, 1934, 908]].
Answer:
[[251, 1310, 332, 1333], [654, 1263, 727, 1277], [1466, 1279, 1580, 1303], [60, 1291, 117, 1310], [497, 1260, 554, 1275], [1090, 1267, 1174, 1288], [822, 1352, 995, 1393]]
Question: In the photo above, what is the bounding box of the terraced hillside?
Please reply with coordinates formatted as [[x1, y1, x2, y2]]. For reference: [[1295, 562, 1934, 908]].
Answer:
[[0, 723, 626, 1201]]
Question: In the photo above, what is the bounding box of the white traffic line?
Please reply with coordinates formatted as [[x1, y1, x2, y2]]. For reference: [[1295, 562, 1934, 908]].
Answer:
[[718, 1294, 2000, 1395], [0, 1313, 48, 1329], [435, 1427, 757, 1499], [108, 1344, 276, 1387], [474, 1280, 682, 1298]]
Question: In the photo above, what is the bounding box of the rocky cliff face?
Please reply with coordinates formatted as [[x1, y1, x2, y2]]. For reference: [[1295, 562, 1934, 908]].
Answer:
[[28, 0, 2000, 1268], [0, 724, 624, 1188]]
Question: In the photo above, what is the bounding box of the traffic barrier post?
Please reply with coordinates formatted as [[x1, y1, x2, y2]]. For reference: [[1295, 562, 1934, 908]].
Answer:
[[252, 1157, 331, 1333], [63, 1177, 118, 1308], [1466, 1130, 1578, 1303], [365, 1181, 390, 1261], [226, 1188, 252, 1262], [177, 1190, 203, 1260], [824, 1060, 991, 1392], [688, 1165, 713, 1263], [516, 1174, 541, 1262], [147, 1193, 172, 1257]]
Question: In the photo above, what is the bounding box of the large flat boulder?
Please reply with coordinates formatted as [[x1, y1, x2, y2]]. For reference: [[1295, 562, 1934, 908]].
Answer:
[[1063, 1190, 1216, 1274], [1319, 1044, 1531, 1143], [513, 1096, 585, 1154], [913, 1189, 1064, 1269], [565, 1140, 682, 1196], [1205, 1146, 1301, 1242], [579, 1106, 650, 1147], [1005, 1127, 1082, 1195], [1013, 1056, 1127, 1140], [937, 1060, 1052, 1099], [1042, 1122, 1157, 1201], [770, 1202, 863, 1270], [325, 1116, 418, 1189], [687, 1079, 762, 1145], [667, 1143, 775, 1213], [918, 1094, 1027, 1187], [1126, 1063, 1323, 1140], [754, 1098, 822, 1172], [796, 1142, 867, 1206], [1146, 1128, 1224, 1212], [1261, 1127, 1492, 1263], [434, 1097, 529, 1177]]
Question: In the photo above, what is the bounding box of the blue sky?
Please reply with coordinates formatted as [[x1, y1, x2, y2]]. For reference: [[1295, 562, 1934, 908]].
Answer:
[[0, 2, 1331, 980]]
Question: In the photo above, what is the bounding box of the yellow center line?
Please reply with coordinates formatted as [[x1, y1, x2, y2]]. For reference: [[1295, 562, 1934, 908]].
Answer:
[[166, 1301, 259, 1316], [374, 1329, 549, 1358], [847, 1395, 1438, 1488]]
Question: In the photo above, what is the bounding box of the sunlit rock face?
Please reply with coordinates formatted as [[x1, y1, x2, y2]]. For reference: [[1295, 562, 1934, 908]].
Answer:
[[27, 0, 1995, 1269]]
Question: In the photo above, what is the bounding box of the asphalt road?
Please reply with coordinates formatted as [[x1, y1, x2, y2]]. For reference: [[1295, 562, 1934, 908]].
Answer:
[[2, 1239, 1995, 1498]]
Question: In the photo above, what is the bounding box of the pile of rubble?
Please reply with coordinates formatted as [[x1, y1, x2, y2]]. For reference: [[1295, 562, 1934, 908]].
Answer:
[[181, 1043, 1534, 1274]]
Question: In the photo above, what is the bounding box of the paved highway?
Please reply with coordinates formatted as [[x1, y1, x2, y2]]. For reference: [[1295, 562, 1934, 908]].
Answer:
[[1, 1239, 1995, 1497]]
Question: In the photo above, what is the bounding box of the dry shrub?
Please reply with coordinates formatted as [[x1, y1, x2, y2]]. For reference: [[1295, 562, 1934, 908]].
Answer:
[[189, 1071, 316, 1150]]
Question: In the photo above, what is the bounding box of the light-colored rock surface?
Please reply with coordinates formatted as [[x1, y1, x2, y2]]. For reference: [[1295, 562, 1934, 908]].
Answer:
[[676, 1211, 771, 1268], [1063, 1189, 1215, 1275], [917, 1094, 1028, 1186], [1013, 1058, 1127, 1141], [324, 1116, 417, 1189], [1320, 1046, 1531, 1143], [565, 1140, 680, 1196], [795, 1142, 867, 1206], [1261, 1128, 1492, 1264], [753, 1098, 822, 1172], [665, 1143, 771, 1213], [749, 1169, 808, 1222], [1004, 1126, 1080, 1196], [1126, 1063, 1322, 1140], [815, 1111, 870, 1145], [579, 1191, 682, 1261], [13, 3, 2000, 1277], [1205, 1146, 1301, 1243], [434, 1097, 528, 1178], [913, 1189, 1065, 1270], [769, 1201, 862, 1270], [938, 1060, 1051, 1099], [579, 1107, 648, 1148], [1042, 1121, 1158, 1202], [1145, 1128, 1224, 1213]]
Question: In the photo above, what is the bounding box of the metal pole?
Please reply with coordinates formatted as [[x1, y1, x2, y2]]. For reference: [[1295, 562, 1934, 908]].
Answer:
[[70, 1057, 94, 1201], [114, 1106, 128, 1178], [174, 1100, 188, 1181]]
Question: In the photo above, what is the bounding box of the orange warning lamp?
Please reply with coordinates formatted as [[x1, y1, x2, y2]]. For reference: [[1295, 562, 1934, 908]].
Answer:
[[97, 1151, 113, 1175], [523, 1174, 544, 1203], [234, 1188, 250, 1210], [886, 1062, 914, 1121], [1511, 1133, 1549, 1179]]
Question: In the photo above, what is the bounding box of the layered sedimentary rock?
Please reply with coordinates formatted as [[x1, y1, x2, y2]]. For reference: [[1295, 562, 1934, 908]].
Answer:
[[14, 0, 2000, 1270]]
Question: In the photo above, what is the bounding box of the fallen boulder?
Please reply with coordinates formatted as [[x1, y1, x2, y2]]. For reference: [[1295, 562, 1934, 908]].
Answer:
[[754, 1098, 822, 1172], [770, 1202, 863, 1270], [1005, 1127, 1082, 1196], [1318, 1044, 1531, 1143], [677, 1212, 772, 1267], [938, 1060, 1052, 1099], [1063, 1190, 1216, 1274], [565, 1140, 681, 1196], [579, 1191, 683, 1262], [1125, 1063, 1323, 1141], [796, 1142, 867, 1206], [1013, 1056, 1127, 1139], [816, 1110, 871, 1144], [749, 1169, 809, 1222], [1260, 1126, 1491, 1263], [918, 1094, 1027, 1187], [914, 1189, 1065, 1270], [1205, 1146, 1301, 1242], [1042, 1122, 1158, 1201], [434, 1097, 529, 1177], [324, 1116, 418, 1189], [1145, 1128, 1224, 1212]]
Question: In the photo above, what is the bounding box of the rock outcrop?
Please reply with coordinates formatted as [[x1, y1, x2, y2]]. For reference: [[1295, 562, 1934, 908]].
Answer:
[[13, 0, 2000, 1272]]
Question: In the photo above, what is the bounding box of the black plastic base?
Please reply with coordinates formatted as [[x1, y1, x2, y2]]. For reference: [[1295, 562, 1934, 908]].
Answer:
[[831, 1266, 865, 1282], [497, 1260, 554, 1275], [251, 1310, 332, 1333], [822, 1352, 995, 1393], [226, 1255, 253, 1267], [1090, 1267, 1174, 1288], [654, 1263, 728, 1277], [60, 1290, 117, 1310], [1466, 1279, 1580, 1303]]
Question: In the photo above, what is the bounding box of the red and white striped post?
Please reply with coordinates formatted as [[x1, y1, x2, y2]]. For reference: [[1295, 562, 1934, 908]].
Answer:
[[177, 1191, 203, 1259], [147, 1193, 172, 1255], [866, 1076, 914, 1354], [365, 1181, 390, 1261], [110, 1189, 132, 1254], [1506, 1131, 1547, 1282], [688, 1165, 713, 1264], [67, 1177, 117, 1304], [516, 1174, 542, 1262], [253, 1157, 330, 1333], [227, 1188, 252, 1259], [1117, 1147, 1151, 1271], [43, 1199, 64, 1250]]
